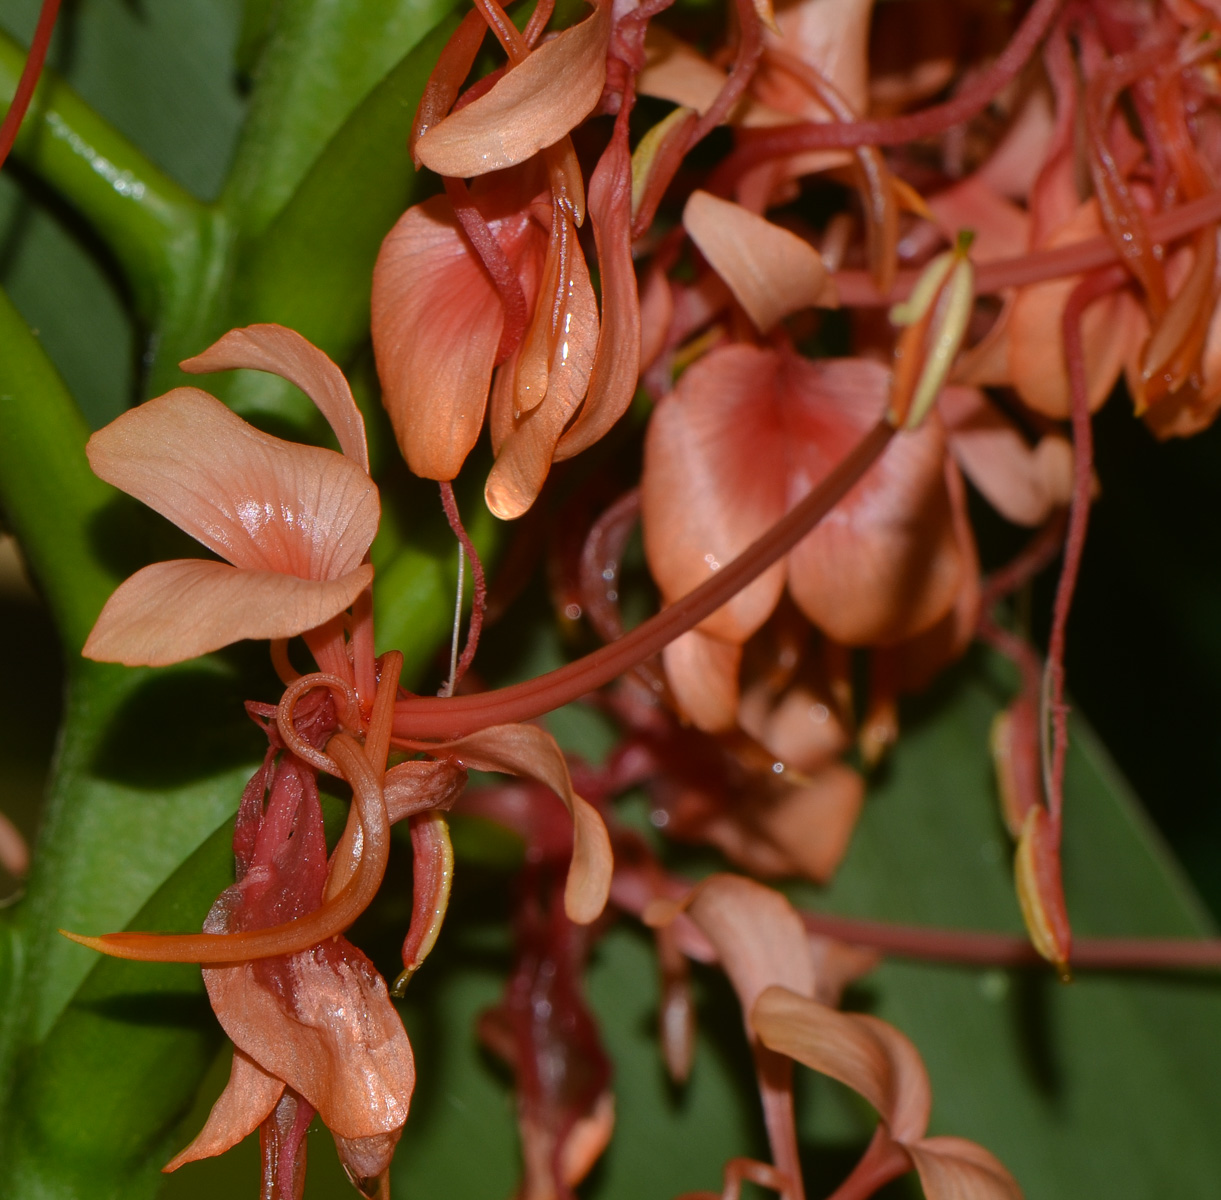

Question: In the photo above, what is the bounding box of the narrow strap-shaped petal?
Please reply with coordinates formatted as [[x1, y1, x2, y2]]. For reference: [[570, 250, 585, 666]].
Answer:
[[163, 1048, 284, 1172], [432, 723, 611, 924], [684, 191, 836, 333], [87, 388, 379, 578], [554, 107, 641, 460], [182, 325, 370, 472], [751, 985, 932, 1144], [414, 0, 610, 177], [83, 559, 374, 667]]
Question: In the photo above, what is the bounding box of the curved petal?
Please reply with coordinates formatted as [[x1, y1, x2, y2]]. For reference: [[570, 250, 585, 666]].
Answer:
[[1007, 203, 1146, 418], [940, 387, 1072, 526], [641, 345, 789, 642], [83, 559, 374, 667], [781, 358, 962, 645], [372, 194, 544, 480], [751, 985, 932, 1144], [555, 110, 642, 460], [87, 388, 378, 579], [683, 875, 816, 1020], [662, 628, 742, 733], [433, 724, 612, 924], [908, 1138, 1024, 1200], [765, 0, 872, 119], [415, 0, 610, 177], [204, 939, 414, 1141], [163, 1048, 284, 1171], [182, 325, 369, 473], [485, 211, 599, 519], [684, 191, 836, 333]]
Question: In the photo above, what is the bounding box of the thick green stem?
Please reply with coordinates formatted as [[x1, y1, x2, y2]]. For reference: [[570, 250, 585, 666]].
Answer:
[[0, 28, 213, 323], [0, 287, 116, 655]]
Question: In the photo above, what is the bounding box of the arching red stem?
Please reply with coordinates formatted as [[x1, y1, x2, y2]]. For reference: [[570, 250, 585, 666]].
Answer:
[[0, 0, 61, 170], [393, 419, 894, 739]]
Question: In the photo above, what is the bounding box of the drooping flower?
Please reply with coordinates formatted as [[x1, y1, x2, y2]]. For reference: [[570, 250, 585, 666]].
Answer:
[[371, 0, 641, 519]]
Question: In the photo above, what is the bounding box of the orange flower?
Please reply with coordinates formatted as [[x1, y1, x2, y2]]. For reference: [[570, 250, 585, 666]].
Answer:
[[82, 324, 377, 670], [371, 0, 640, 519]]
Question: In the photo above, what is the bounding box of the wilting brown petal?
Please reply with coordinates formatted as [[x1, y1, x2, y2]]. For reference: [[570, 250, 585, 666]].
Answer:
[[87, 388, 378, 579], [83, 559, 374, 667], [555, 111, 641, 461], [907, 1137, 1024, 1200], [383, 759, 468, 824], [684, 876, 816, 1020], [434, 724, 612, 924], [415, 0, 610, 178], [940, 387, 1072, 526], [163, 1047, 284, 1172], [372, 192, 545, 480], [182, 324, 370, 471], [662, 629, 743, 733], [205, 939, 414, 1141], [333, 1129, 402, 1196], [751, 985, 931, 1144], [683, 191, 837, 333], [642, 346, 789, 643]]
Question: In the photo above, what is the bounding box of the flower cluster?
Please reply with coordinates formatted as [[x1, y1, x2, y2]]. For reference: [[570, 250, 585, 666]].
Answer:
[[61, 0, 1221, 1194]]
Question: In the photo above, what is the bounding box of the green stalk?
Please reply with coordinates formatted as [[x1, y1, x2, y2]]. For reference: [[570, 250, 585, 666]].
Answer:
[[0, 28, 214, 323], [0, 286, 116, 655]]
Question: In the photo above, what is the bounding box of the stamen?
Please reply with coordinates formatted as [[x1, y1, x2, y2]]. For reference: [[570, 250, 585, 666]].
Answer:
[[438, 481, 488, 692], [276, 673, 361, 777]]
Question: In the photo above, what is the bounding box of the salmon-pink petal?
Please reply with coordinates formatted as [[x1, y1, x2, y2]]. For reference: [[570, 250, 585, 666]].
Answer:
[[662, 628, 742, 732], [926, 179, 1029, 265], [738, 681, 851, 772], [751, 766, 864, 883], [908, 1137, 1024, 1200], [433, 724, 612, 924], [683, 876, 816, 1020], [555, 113, 641, 460], [87, 388, 378, 578], [372, 195, 540, 480], [414, 0, 610, 177], [641, 346, 789, 642], [181, 325, 369, 472], [638, 261, 674, 375], [940, 387, 1072, 526], [204, 940, 414, 1141], [485, 216, 599, 519], [1008, 203, 1147, 418], [83, 559, 374, 667], [786, 389, 961, 645], [637, 28, 790, 127], [684, 191, 836, 333], [977, 85, 1055, 201], [751, 985, 932, 1144], [766, 0, 872, 119], [163, 1048, 284, 1172]]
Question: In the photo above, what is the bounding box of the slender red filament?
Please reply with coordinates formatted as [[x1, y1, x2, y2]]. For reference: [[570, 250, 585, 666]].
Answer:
[[0, 0, 61, 171]]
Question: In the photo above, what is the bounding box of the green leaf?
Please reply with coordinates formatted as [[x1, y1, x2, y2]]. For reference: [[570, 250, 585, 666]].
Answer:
[[217, 15, 460, 427], [785, 651, 1221, 1196], [223, 0, 462, 238]]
